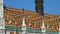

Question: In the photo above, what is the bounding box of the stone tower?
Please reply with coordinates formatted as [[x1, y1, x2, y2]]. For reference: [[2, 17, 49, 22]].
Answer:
[[35, 0, 44, 16], [35, 0, 46, 34], [0, 0, 5, 34]]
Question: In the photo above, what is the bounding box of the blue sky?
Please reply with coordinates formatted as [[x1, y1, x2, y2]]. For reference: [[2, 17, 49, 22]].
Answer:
[[4, 0, 60, 15]]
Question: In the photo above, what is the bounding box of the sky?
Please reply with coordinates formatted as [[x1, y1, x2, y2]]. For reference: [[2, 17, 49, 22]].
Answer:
[[4, 0, 60, 15]]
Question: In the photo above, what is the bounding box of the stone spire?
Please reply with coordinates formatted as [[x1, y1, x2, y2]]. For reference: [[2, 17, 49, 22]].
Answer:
[[22, 8, 26, 34], [22, 18, 26, 29], [41, 20, 46, 34], [22, 18, 26, 34], [35, 0, 44, 16]]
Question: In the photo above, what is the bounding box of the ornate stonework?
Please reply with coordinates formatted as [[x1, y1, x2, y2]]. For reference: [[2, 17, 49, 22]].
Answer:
[[4, 6, 60, 32]]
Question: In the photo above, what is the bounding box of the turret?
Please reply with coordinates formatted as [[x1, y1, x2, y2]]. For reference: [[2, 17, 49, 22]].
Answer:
[[35, 0, 44, 16]]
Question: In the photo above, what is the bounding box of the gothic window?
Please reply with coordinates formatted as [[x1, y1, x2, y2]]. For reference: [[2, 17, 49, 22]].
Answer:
[[34, 19, 37, 28], [14, 11, 16, 15], [52, 19, 55, 23], [58, 18, 60, 22], [9, 19, 12, 25], [30, 15, 31, 18], [55, 19, 57, 22], [13, 11, 16, 16], [50, 20, 52, 24], [32, 20, 35, 27], [19, 20, 21, 24], [51, 19, 53, 23], [25, 18, 27, 23], [10, 31, 14, 34], [29, 14, 31, 19], [29, 21, 32, 27], [33, 14, 35, 18], [10, 11, 13, 16], [49, 20, 51, 25], [27, 14, 29, 18]]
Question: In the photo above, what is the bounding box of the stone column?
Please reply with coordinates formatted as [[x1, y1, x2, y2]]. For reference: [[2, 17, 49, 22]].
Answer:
[[59, 25, 60, 34], [18, 31, 22, 34], [6, 30, 10, 34], [14, 31, 16, 34]]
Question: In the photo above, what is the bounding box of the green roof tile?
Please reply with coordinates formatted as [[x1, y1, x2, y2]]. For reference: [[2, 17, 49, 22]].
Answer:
[[5, 26, 59, 34]]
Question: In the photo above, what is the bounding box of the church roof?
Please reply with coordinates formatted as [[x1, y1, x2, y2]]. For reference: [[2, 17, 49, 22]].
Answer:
[[4, 6, 60, 32], [5, 25, 58, 34]]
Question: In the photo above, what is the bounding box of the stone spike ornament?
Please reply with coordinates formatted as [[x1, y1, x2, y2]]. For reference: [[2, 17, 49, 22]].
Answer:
[[22, 8, 27, 34], [22, 17, 26, 34], [41, 20, 46, 34], [0, 0, 5, 34], [22, 18, 26, 28]]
